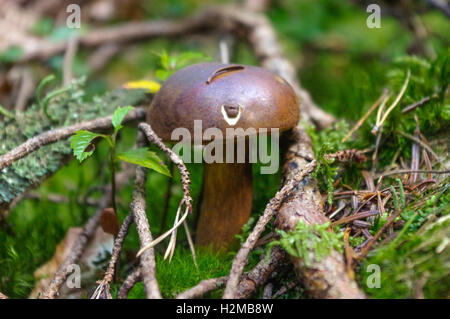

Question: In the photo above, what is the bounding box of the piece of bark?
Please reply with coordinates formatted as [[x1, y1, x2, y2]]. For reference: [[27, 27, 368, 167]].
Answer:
[[275, 128, 365, 298]]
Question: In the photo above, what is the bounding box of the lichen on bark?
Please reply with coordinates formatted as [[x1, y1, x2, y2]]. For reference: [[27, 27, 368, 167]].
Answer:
[[0, 80, 147, 206]]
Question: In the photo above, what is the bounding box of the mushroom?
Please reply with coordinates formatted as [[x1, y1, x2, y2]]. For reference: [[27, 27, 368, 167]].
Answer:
[[147, 62, 299, 250]]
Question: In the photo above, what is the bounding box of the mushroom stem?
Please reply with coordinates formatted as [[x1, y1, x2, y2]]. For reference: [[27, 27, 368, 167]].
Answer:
[[196, 161, 253, 249]]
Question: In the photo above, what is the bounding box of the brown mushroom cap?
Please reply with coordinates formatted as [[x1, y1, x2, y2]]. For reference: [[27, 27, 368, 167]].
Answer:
[[146, 62, 300, 142]]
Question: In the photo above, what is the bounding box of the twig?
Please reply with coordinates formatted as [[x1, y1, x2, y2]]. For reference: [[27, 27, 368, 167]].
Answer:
[[14, 67, 34, 111], [376, 169, 450, 179], [91, 213, 134, 299], [130, 160, 162, 299], [331, 210, 379, 227], [63, 36, 79, 86], [159, 162, 174, 232], [398, 131, 441, 163], [118, 269, 141, 299], [0, 292, 8, 299], [272, 281, 298, 298], [177, 276, 228, 299], [88, 44, 121, 74], [401, 94, 437, 114], [235, 246, 287, 299], [0, 107, 146, 171], [223, 160, 316, 299], [262, 283, 274, 299], [427, 0, 450, 18], [136, 123, 194, 263], [324, 149, 368, 163]]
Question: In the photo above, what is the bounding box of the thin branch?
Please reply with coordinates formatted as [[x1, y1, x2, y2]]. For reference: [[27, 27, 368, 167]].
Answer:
[[401, 94, 437, 114], [0, 107, 146, 171], [398, 131, 441, 163], [63, 36, 79, 86], [427, 0, 450, 18], [235, 246, 287, 299], [376, 169, 450, 179], [91, 213, 134, 299], [223, 161, 316, 299], [177, 276, 228, 299], [14, 67, 34, 111], [118, 269, 141, 299], [130, 158, 162, 299], [136, 123, 194, 263]]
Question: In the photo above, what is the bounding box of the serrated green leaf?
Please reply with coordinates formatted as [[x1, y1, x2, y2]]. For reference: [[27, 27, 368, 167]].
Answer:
[[117, 148, 171, 176], [70, 130, 104, 162], [112, 106, 134, 133]]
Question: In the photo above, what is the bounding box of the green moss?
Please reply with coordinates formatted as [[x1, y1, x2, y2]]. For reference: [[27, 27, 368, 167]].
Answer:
[[114, 248, 232, 299], [268, 221, 344, 266]]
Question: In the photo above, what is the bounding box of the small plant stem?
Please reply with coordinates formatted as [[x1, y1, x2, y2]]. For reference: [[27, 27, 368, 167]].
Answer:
[[110, 135, 117, 213], [0, 105, 14, 119], [160, 161, 174, 233]]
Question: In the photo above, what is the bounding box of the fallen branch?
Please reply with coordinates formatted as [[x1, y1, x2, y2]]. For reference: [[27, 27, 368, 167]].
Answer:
[[275, 128, 365, 298], [223, 161, 316, 298], [0, 107, 146, 171]]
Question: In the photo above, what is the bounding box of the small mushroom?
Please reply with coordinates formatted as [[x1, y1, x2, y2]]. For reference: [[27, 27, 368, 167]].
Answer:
[[147, 62, 299, 249]]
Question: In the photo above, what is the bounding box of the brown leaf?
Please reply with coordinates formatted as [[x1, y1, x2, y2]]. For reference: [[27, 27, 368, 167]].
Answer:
[[100, 207, 119, 236]]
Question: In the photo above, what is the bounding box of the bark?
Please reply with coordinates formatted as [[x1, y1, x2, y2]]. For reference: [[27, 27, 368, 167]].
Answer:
[[130, 164, 162, 299], [276, 128, 365, 298]]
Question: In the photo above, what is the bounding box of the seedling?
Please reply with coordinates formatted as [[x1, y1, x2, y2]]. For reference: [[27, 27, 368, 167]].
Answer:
[[70, 106, 170, 212]]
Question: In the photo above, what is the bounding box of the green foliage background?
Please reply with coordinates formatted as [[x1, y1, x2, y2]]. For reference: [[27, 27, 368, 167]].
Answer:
[[0, 0, 449, 298]]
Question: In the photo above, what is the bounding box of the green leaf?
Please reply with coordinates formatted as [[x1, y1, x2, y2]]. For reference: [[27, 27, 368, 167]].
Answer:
[[70, 130, 104, 162], [0, 46, 23, 63], [117, 148, 171, 176], [112, 106, 134, 134]]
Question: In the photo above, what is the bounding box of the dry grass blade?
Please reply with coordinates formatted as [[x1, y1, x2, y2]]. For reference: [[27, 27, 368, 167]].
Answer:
[[372, 70, 411, 134], [137, 123, 195, 265], [342, 90, 388, 142]]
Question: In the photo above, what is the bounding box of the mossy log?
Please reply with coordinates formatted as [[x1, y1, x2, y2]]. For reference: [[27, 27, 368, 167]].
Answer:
[[0, 80, 148, 208]]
